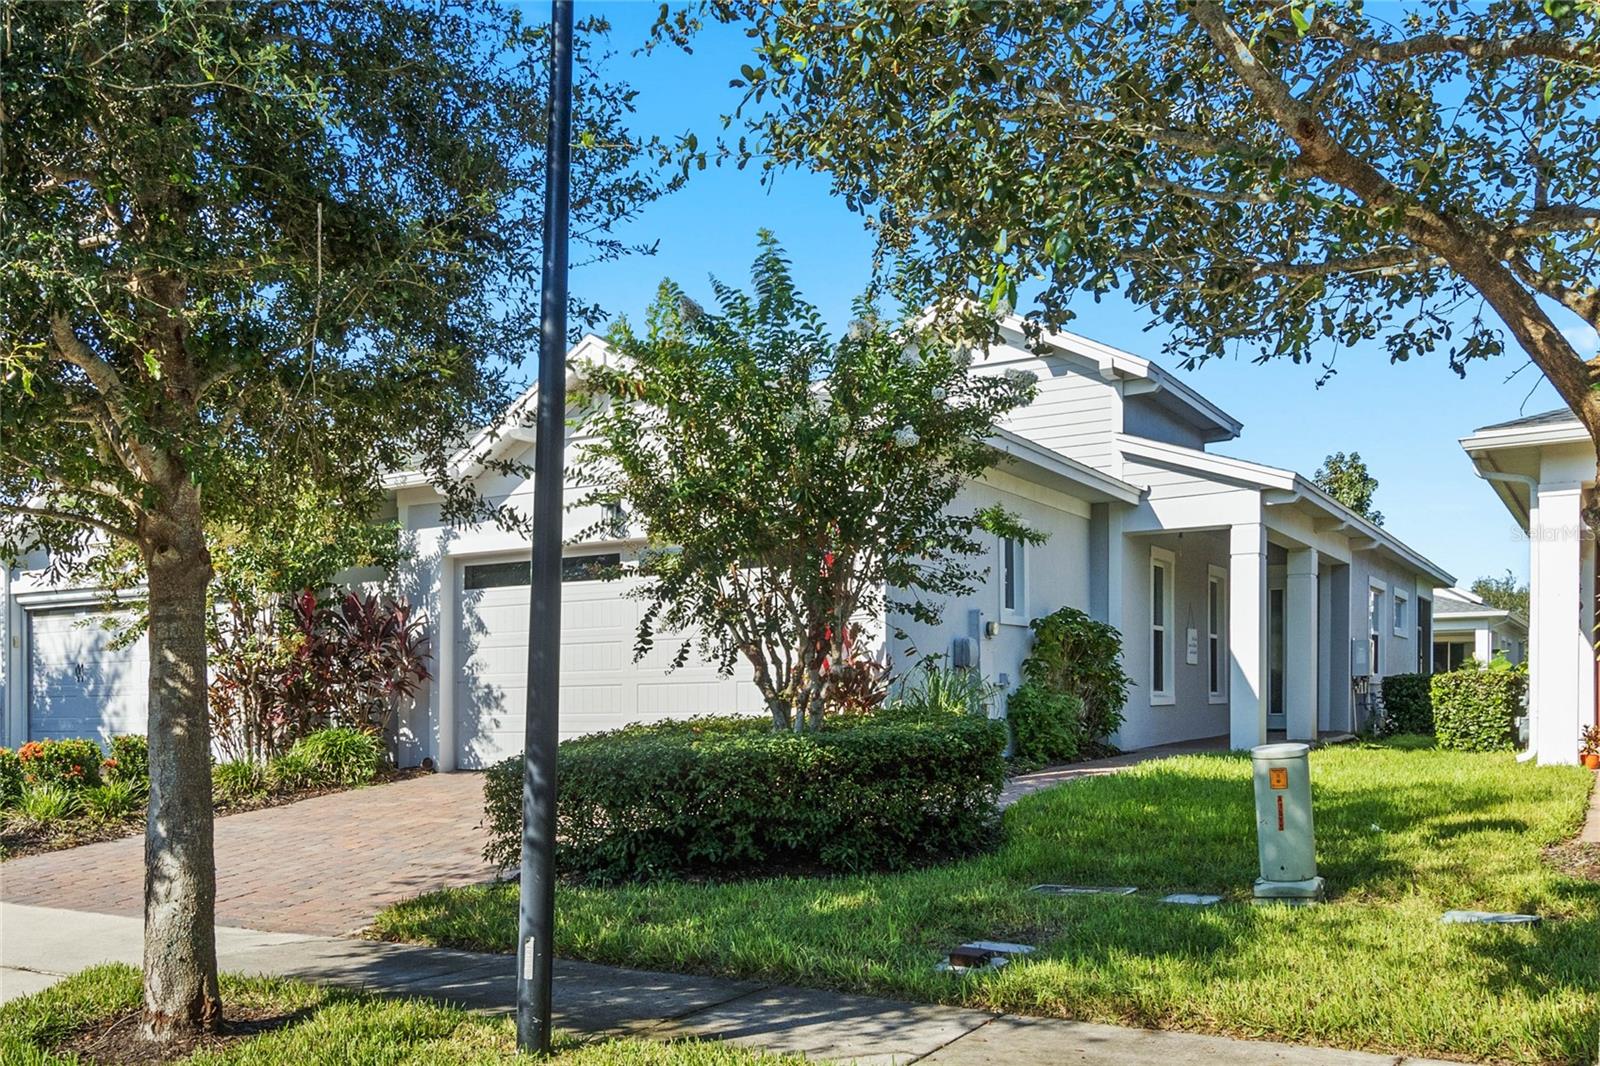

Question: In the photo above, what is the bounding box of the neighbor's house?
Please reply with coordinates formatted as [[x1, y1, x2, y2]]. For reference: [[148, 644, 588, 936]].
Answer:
[[1461, 409, 1596, 765], [2, 322, 1451, 765], [1430, 587, 1527, 672]]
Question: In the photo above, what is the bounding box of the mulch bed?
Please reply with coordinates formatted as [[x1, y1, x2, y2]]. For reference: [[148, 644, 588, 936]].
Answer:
[[56, 1004, 306, 1065], [1544, 840, 1600, 882], [0, 767, 429, 861]]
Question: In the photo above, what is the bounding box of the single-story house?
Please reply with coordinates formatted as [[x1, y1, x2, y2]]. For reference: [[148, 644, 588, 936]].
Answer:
[[2, 322, 1452, 766], [1460, 409, 1596, 765], [1430, 587, 1527, 672]]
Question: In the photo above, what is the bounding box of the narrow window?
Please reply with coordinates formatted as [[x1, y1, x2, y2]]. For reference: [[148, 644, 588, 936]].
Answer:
[[1393, 591, 1408, 637], [1368, 585, 1384, 675], [1151, 548, 1174, 703], [1207, 566, 1226, 700], [1002, 536, 1022, 615]]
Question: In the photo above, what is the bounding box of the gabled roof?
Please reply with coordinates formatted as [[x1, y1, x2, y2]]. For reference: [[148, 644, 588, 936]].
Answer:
[[1118, 434, 1455, 586], [1474, 408, 1580, 433], [1432, 587, 1528, 629], [996, 316, 1244, 445]]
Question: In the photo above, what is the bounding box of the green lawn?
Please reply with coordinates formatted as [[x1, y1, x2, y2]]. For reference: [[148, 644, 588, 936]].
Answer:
[[0, 964, 799, 1065], [374, 739, 1600, 1066]]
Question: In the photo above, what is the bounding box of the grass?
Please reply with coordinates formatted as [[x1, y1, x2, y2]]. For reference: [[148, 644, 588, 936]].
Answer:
[[0, 964, 800, 1065], [374, 738, 1600, 1066]]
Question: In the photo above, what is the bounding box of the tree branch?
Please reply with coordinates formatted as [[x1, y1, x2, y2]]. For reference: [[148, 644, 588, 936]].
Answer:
[[1248, 247, 1444, 279], [1508, 204, 1600, 238], [0, 501, 136, 543], [1331, 28, 1600, 70]]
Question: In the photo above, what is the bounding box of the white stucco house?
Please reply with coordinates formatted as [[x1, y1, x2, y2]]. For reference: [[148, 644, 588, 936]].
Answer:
[[1430, 587, 1527, 672], [1461, 409, 1596, 765], [3, 321, 1452, 767]]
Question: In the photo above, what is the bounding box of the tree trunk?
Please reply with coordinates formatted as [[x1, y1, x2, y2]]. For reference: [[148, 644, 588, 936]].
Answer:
[[140, 479, 221, 1041]]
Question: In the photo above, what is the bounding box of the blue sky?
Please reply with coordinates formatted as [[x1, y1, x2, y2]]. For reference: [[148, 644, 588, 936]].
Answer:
[[566, 2, 1599, 588]]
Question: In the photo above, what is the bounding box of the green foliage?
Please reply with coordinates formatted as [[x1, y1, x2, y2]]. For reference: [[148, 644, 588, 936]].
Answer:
[[887, 662, 995, 719], [1470, 571, 1530, 619], [212, 759, 270, 807], [15, 782, 77, 827], [1313, 452, 1383, 526], [380, 741, 1599, 1065], [686, 3, 1600, 440], [1379, 673, 1433, 735], [482, 714, 1007, 881], [269, 728, 383, 792], [1005, 681, 1084, 770], [0, 748, 21, 808], [80, 778, 145, 823], [102, 734, 148, 786], [15, 738, 102, 791], [574, 234, 1037, 731], [1432, 669, 1528, 751], [1021, 607, 1131, 745]]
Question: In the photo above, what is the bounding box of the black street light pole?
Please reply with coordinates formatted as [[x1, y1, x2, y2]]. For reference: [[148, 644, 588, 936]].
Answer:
[[517, 0, 573, 1055]]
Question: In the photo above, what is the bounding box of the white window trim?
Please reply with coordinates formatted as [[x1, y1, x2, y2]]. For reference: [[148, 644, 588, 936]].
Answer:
[[1368, 579, 1386, 677], [1207, 564, 1227, 704], [1150, 546, 1176, 706], [1000, 535, 1028, 625], [1393, 589, 1409, 638]]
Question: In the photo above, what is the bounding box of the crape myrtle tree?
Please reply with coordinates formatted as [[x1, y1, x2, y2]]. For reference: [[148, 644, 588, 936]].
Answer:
[[574, 234, 1039, 732], [1, 0, 661, 1041], [1313, 451, 1383, 525], [666, 0, 1600, 500]]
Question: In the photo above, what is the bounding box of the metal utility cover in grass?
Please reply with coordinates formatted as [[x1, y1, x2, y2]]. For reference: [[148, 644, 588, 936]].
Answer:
[[1028, 884, 1138, 896], [938, 940, 1036, 974], [1440, 910, 1542, 925], [1160, 893, 1223, 906]]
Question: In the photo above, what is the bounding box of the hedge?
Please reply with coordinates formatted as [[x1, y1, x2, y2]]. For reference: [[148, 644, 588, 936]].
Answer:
[[1006, 681, 1083, 770], [1380, 673, 1433, 735], [483, 713, 1008, 882], [1431, 669, 1527, 752]]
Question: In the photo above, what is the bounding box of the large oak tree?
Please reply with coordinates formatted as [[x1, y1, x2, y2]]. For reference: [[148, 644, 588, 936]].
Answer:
[[2, 0, 659, 1041], [673, 0, 1600, 494]]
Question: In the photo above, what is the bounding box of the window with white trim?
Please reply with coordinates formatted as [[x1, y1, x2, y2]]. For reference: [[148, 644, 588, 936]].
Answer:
[[1393, 590, 1408, 637], [1150, 547, 1175, 704], [1368, 583, 1385, 676], [1207, 565, 1227, 702], [1001, 536, 1026, 621]]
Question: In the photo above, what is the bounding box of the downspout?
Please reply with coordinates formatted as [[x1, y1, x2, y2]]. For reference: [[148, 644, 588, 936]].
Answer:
[[1472, 469, 1541, 761]]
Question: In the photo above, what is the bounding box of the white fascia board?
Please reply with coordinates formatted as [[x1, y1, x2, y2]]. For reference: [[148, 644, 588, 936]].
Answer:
[[989, 429, 1142, 505], [1459, 419, 1587, 453], [1118, 434, 1453, 587]]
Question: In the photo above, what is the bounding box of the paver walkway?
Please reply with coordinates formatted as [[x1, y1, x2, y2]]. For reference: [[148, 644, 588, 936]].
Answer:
[[0, 772, 494, 935], [1, 902, 1462, 1066]]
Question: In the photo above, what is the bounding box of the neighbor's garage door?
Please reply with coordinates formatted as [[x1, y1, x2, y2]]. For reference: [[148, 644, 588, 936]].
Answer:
[[453, 554, 762, 768], [28, 606, 149, 745]]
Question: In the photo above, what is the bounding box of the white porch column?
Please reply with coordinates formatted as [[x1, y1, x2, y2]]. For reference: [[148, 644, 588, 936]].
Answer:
[[1229, 522, 1269, 749], [1285, 548, 1319, 741], [1472, 626, 1493, 665], [1529, 482, 1585, 765]]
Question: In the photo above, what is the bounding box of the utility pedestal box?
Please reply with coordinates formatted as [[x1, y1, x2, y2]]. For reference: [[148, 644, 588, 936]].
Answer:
[[1251, 742, 1325, 904]]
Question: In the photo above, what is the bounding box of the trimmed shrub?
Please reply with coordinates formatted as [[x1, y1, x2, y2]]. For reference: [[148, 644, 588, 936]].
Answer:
[[483, 713, 1008, 881], [268, 727, 383, 792], [0, 748, 21, 808], [1022, 607, 1131, 747], [213, 759, 269, 806], [1380, 673, 1433, 735], [102, 735, 149, 786], [1006, 681, 1083, 770], [16, 738, 102, 791], [1432, 669, 1527, 752]]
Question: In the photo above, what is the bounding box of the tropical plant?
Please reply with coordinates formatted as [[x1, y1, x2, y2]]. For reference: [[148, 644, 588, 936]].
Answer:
[[1314, 452, 1383, 525], [286, 592, 432, 740], [889, 661, 997, 719], [16, 739, 103, 791], [2, 2, 662, 1038], [283, 727, 385, 789], [575, 234, 1038, 731], [1022, 607, 1132, 746], [14, 782, 77, 828], [680, 2, 1600, 504], [102, 735, 149, 787], [0, 748, 22, 808], [211, 760, 268, 807], [81, 778, 145, 823], [1580, 723, 1600, 757]]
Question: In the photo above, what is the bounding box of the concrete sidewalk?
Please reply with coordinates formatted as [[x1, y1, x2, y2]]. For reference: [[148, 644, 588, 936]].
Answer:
[[2, 902, 1456, 1066]]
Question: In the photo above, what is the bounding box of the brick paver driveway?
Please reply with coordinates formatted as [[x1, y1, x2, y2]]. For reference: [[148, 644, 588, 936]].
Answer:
[[0, 772, 496, 936]]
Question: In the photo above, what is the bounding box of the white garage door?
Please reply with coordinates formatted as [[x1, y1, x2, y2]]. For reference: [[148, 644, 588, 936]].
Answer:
[[28, 606, 150, 745], [453, 554, 763, 768]]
